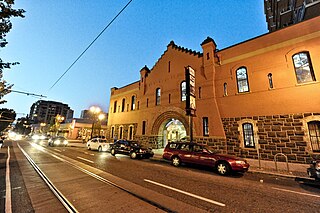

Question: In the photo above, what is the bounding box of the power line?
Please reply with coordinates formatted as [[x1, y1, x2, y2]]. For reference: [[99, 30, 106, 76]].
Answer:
[[49, 0, 133, 90], [10, 90, 47, 98]]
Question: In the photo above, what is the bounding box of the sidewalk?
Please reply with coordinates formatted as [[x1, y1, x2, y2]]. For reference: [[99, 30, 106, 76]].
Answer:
[[68, 141, 310, 179]]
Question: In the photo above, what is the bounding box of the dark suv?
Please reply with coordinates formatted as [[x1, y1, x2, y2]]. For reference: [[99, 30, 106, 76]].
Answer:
[[110, 140, 154, 159], [163, 142, 249, 175]]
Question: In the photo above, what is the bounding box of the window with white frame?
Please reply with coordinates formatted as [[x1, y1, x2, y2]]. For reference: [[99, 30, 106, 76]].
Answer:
[[243, 123, 255, 148], [156, 88, 161, 105], [292, 52, 316, 84], [181, 81, 186, 101], [236, 67, 250, 93]]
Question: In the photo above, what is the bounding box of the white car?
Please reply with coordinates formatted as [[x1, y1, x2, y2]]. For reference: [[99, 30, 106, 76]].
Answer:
[[87, 138, 111, 152]]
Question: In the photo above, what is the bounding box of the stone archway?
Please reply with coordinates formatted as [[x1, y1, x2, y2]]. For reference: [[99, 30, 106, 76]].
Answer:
[[151, 111, 189, 148]]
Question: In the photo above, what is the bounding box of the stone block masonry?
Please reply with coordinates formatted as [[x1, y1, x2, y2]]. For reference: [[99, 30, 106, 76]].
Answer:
[[222, 113, 320, 164]]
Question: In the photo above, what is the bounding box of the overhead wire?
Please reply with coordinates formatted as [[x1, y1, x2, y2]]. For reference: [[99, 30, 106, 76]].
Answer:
[[49, 0, 133, 90]]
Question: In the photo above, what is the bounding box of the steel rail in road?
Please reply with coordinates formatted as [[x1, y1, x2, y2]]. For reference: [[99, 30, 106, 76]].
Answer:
[[17, 143, 78, 213], [20, 142, 176, 212], [40, 144, 176, 212]]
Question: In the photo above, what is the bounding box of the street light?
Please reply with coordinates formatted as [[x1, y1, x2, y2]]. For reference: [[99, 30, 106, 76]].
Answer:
[[90, 106, 104, 139], [55, 114, 64, 136]]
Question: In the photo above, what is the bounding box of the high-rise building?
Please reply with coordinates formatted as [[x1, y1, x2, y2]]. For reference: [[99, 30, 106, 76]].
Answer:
[[29, 100, 74, 124], [264, 0, 320, 32]]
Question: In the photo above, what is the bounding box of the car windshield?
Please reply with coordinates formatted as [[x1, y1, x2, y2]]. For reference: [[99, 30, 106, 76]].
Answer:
[[129, 141, 141, 147]]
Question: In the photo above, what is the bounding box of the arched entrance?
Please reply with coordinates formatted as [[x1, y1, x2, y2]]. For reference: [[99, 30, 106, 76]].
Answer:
[[151, 111, 188, 148], [162, 119, 187, 145]]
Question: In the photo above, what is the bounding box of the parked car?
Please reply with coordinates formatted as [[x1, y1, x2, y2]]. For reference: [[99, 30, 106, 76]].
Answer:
[[48, 136, 68, 147], [162, 142, 249, 175], [87, 137, 111, 152], [110, 140, 154, 159], [307, 159, 320, 180]]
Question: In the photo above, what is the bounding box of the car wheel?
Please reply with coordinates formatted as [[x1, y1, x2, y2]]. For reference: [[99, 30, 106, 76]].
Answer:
[[98, 146, 102, 152], [130, 152, 137, 159], [111, 149, 115, 156], [216, 162, 230, 175], [172, 156, 181, 167]]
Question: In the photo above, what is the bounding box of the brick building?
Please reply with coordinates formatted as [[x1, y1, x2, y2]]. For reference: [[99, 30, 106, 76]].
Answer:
[[107, 16, 320, 164]]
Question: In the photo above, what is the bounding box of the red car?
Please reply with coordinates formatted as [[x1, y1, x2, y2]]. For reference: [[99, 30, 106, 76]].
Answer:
[[163, 142, 249, 175]]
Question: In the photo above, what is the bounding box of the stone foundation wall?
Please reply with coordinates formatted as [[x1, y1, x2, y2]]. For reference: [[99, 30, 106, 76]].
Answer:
[[222, 113, 320, 164], [106, 123, 138, 142]]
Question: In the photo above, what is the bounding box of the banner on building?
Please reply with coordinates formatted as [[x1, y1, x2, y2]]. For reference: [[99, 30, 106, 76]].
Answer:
[[185, 66, 196, 116]]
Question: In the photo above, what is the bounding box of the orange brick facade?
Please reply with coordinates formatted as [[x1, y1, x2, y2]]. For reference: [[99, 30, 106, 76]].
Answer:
[[107, 17, 320, 164]]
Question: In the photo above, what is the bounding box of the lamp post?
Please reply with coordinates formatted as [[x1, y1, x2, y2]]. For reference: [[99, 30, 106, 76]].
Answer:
[[90, 106, 101, 139], [55, 114, 64, 136]]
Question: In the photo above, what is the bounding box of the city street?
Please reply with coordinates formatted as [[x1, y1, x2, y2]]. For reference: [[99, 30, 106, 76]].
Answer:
[[1, 139, 320, 212]]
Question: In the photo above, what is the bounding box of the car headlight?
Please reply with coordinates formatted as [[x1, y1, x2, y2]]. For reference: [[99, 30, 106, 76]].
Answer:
[[63, 140, 68, 145], [55, 140, 61, 145]]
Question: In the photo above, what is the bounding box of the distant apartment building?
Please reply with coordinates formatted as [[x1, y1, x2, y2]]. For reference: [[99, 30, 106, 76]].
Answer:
[[29, 100, 74, 124], [264, 0, 320, 32]]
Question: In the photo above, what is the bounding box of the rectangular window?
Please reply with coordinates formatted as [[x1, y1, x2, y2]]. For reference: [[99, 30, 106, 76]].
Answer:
[[203, 117, 209, 136], [169, 94, 171, 104], [142, 121, 146, 135]]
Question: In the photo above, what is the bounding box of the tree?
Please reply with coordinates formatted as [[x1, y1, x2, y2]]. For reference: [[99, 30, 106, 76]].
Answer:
[[14, 116, 31, 135], [0, 108, 15, 132], [0, 0, 25, 103]]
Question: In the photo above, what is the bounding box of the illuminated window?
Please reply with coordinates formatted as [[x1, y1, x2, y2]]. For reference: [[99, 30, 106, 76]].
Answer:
[[156, 88, 161, 105], [203, 117, 209, 136], [243, 123, 255, 148], [181, 81, 186, 101], [236, 67, 249, 93], [131, 96, 136, 110], [292, 52, 316, 84], [308, 121, 320, 152]]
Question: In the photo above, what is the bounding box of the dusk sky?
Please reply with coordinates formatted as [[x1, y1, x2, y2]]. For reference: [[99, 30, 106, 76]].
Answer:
[[2, 0, 267, 118]]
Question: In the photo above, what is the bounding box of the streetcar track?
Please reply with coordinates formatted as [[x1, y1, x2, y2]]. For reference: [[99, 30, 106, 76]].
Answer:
[[20, 142, 176, 212], [17, 143, 78, 213]]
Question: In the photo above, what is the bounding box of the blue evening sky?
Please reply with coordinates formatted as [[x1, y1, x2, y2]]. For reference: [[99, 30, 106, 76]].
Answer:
[[2, 0, 267, 117]]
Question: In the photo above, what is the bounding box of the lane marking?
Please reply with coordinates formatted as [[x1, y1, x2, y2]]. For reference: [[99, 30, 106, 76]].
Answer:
[[6, 146, 12, 213], [144, 179, 226, 207], [77, 156, 94, 163], [84, 152, 94, 156], [54, 149, 62, 152], [272, 187, 320, 198]]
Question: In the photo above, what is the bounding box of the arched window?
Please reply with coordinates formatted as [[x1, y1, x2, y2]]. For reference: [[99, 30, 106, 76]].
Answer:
[[119, 126, 123, 139], [243, 123, 255, 148], [236, 67, 249, 93], [292, 52, 316, 84], [129, 126, 134, 140], [131, 96, 136, 110], [181, 81, 186, 101], [121, 98, 125, 112], [156, 88, 161, 105], [113, 101, 117, 113], [308, 121, 320, 152], [267, 73, 274, 89]]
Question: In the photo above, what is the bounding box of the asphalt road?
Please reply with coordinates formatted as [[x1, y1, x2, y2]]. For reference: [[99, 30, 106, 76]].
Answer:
[[2, 139, 320, 212]]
